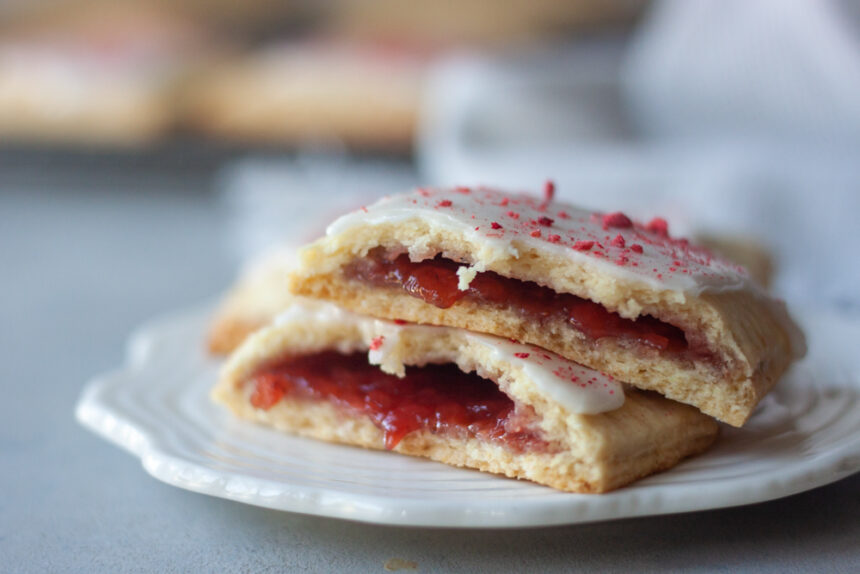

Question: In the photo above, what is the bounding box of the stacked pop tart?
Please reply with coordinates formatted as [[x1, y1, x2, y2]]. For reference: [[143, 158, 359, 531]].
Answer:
[[211, 185, 805, 492]]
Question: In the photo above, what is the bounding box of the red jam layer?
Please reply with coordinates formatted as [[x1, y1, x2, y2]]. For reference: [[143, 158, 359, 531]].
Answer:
[[346, 253, 688, 352], [248, 351, 546, 452]]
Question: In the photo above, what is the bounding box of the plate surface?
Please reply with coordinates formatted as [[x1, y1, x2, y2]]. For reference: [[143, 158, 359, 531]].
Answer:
[[76, 305, 860, 528]]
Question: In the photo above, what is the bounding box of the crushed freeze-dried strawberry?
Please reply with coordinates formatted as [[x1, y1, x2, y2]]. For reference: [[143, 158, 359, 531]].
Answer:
[[646, 217, 669, 236], [602, 212, 633, 229]]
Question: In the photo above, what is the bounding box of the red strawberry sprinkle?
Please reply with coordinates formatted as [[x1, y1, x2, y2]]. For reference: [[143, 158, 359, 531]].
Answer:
[[369, 336, 385, 351], [602, 212, 633, 229], [543, 180, 556, 202], [646, 217, 669, 236]]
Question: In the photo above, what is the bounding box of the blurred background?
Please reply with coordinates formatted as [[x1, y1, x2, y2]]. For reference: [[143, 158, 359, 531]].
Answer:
[[2, 0, 859, 312]]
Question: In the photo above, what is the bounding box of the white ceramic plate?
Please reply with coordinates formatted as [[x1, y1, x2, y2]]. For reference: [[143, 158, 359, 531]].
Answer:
[[76, 305, 860, 528]]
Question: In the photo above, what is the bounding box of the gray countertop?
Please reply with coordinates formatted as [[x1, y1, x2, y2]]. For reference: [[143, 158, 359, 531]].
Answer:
[[2, 168, 858, 574]]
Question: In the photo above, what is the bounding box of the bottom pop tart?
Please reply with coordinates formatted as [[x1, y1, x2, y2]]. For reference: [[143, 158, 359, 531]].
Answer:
[[213, 300, 719, 493]]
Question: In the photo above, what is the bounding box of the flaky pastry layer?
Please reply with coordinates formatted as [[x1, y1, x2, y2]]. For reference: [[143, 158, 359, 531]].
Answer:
[[207, 246, 298, 354]]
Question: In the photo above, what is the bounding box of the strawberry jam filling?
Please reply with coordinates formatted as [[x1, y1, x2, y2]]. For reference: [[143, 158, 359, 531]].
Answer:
[[346, 252, 689, 353], [248, 351, 548, 452]]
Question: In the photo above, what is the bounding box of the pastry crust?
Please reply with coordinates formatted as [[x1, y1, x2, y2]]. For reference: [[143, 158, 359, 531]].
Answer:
[[289, 187, 806, 426], [213, 301, 719, 493], [207, 246, 297, 354]]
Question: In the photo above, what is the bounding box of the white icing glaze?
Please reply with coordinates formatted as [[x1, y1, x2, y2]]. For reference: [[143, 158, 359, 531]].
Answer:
[[463, 332, 625, 415], [273, 299, 625, 415], [326, 186, 752, 296]]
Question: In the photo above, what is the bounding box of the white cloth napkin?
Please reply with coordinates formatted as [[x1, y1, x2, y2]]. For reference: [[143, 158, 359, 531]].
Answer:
[[623, 0, 860, 142]]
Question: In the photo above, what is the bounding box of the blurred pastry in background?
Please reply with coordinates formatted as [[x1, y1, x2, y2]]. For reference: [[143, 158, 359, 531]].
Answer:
[[0, 1, 208, 146], [183, 0, 645, 152], [322, 0, 645, 47], [696, 234, 774, 289], [0, 0, 647, 150], [183, 39, 427, 152], [159, 0, 314, 40]]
